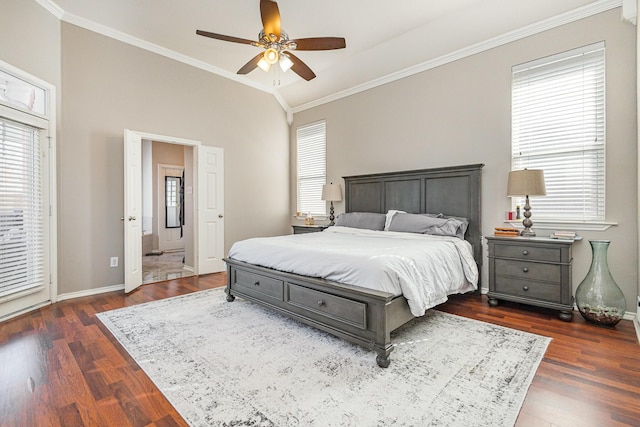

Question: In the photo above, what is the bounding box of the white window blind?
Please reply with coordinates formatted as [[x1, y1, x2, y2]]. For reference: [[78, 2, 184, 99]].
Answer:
[[512, 42, 605, 221], [297, 120, 327, 216], [0, 117, 44, 297]]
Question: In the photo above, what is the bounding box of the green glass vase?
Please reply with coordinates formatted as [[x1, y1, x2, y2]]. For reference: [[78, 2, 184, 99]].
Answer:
[[575, 240, 626, 326]]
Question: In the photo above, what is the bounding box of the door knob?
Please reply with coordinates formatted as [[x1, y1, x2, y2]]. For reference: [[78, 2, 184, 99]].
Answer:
[[128, 216, 136, 221], [218, 214, 224, 218]]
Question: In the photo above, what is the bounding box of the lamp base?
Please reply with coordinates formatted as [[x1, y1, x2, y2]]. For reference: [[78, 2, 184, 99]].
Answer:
[[520, 228, 536, 237], [329, 202, 335, 226]]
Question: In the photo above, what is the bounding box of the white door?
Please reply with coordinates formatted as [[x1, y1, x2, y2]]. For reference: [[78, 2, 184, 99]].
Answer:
[[124, 131, 224, 290], [158, 165, 185, 252], [198, 146, 225, 274], [124, 129, 143, 293]]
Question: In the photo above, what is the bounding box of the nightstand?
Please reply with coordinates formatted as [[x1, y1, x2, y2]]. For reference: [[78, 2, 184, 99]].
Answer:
[[292, 225, 328, 234], [486, 235, 575, 321]]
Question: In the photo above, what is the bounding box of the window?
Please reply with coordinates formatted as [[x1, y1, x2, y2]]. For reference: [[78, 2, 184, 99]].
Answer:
[[511, 42, 605, 222], [0, 117, 44, 297], [296, 120, 326, 216], [0, 59, 54, 320]]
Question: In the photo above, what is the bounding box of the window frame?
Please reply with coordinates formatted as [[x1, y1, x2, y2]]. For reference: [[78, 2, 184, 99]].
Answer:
[[0, 59, 57, 316], [296, 120, 327, 217], [509, 42, 614, 231]]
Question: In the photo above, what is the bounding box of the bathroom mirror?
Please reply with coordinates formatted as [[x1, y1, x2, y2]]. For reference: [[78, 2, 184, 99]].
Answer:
[[165, 176, 181, 228]]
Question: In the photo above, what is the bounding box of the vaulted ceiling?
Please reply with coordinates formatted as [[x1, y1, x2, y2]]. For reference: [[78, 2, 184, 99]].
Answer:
[[39, 0, 620, 112]]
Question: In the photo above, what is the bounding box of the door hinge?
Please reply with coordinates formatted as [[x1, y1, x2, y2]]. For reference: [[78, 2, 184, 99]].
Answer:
[[49, 205, 52, 216]]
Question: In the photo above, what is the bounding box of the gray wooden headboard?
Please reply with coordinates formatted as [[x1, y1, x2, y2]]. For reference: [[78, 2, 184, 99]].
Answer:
[[343, 164, 484, 270]]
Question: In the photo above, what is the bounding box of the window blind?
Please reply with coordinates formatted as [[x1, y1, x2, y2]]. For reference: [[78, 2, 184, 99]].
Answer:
[[297, 120, 327, 216], [512, 42, 605, 221], [0, 117, 44, 297]]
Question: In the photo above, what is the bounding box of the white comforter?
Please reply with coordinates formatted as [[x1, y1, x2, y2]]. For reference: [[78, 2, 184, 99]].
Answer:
[[228, 226, 478, 317]]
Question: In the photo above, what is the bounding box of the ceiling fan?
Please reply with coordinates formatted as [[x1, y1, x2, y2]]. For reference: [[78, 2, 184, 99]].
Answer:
[[196, 0, 346, 81]]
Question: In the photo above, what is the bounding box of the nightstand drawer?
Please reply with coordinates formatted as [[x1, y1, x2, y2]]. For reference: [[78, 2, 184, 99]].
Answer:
[[494, 277, 561, 302], [494, 244, 561, 263], [233, 269, 284, 301], [495, 259, 561, 283]]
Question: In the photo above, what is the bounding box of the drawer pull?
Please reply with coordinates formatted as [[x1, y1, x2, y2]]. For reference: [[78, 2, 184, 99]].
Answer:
[[317, 299, 326, 307], [522, 250, 529, 256], [254, 281, 260, 286], [522, 267, 529, 273], [523, 285, 529, 291]]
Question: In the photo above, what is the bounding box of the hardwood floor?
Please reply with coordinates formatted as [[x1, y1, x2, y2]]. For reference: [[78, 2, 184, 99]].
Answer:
[[1, 274, 639, 426]]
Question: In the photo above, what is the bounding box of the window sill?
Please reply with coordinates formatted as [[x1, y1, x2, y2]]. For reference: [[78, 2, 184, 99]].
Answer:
[[504, 219, 617, 232]]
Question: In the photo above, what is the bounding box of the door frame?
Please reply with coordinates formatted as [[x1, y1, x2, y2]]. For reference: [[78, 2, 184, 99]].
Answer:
[[124, 130, 224, 293]]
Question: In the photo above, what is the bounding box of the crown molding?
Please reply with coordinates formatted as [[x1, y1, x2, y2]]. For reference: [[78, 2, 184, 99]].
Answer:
[[292, 0, 622, 113], [33, 0, 292, 114], [34, 0, 64, 19], [34, 0, 622, 117], [622, 0, 637, 24]]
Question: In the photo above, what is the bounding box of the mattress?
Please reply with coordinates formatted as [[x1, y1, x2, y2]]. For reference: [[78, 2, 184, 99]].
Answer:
[[228, 226, 478, 317]]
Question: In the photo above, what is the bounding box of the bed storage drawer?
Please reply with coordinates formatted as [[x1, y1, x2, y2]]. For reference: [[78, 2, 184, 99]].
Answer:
[[286, 283, 367, 330], [232, 269, 284, 301]]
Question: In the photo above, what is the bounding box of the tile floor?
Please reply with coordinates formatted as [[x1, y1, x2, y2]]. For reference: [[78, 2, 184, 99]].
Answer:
[[142, 250, 195, 284]]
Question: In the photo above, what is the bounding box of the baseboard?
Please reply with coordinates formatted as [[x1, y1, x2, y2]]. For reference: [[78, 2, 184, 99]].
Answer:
[[0, 300, 52, 323], [57, 284, 125, 302], [183, 265, 195, 273]]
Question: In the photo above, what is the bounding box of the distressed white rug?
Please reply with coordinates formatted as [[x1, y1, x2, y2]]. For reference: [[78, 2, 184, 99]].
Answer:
[[97, 288, 550, 427]]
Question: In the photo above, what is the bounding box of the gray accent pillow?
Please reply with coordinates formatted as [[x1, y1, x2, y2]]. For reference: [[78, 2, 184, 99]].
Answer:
[[334, 212, 386, 231], [387, 212, 468, 239]]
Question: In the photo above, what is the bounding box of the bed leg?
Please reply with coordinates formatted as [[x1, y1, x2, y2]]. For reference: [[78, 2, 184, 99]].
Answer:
[[376, 353, 391, 368]]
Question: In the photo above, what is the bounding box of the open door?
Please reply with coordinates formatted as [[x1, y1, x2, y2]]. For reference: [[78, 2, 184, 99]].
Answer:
[[124, 130, 224, 292], [198, 146, 225, 274], [124, 129, 143, 293]]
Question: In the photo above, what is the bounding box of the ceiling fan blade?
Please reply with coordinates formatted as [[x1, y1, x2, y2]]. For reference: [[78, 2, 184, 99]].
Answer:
[[286, 52, 316, 81], [260, 0, 281, 41], [237, 53, 265, 75], [196, 30, 256, 46], [291, 37, 346, 51]]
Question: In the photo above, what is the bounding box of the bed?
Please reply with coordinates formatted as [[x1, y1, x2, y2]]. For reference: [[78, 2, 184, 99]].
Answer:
[[224, 164, 483, 367]]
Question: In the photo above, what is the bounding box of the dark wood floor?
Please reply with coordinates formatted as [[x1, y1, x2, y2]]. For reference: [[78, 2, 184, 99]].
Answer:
[[1, 274, 639, 426]]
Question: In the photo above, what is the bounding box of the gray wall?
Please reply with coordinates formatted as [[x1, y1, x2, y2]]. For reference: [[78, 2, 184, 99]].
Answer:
[[58, 23, 290, 294], [2, 0, 291, 296], [291, 9, 639, 313]]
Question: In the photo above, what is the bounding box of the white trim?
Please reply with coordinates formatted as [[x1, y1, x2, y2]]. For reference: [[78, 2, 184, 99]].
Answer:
[[292, 0, 622, 113], [36, 0, 620, 115], [622, 0, 638, 24], [0, 301, 51, 323], [60, 9, 278, 96], [57, 284, 125, 302], [33, 0, 64, 19]]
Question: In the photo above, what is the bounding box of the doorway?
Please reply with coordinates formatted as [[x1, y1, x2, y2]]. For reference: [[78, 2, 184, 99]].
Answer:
[[141, 141, 194, 284], [124, 130, 225, 294]]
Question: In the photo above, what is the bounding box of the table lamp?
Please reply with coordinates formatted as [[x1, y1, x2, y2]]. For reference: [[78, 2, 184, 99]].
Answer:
[[507, 169, 546, 237]]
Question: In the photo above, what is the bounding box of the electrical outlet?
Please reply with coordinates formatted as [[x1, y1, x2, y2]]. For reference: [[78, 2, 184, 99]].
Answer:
[[110, 257, 118, 267]]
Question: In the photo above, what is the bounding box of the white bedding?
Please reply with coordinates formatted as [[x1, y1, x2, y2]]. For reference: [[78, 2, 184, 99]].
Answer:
[[228, 226, 478, 317]]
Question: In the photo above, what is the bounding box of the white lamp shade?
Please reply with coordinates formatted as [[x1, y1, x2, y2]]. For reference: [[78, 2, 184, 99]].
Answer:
[[321, 183, 342, 202], [507, 169, 546, 197], [279, 53, 293, 72]]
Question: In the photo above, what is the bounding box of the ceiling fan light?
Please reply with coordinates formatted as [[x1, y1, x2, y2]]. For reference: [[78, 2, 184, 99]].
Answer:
[[263, 48, 279, 65], [257, 57, 271, 72], [279, 53, 293, 72]]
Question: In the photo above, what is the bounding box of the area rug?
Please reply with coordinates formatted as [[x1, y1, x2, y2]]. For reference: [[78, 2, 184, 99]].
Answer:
[[97, 288, 550, 427]]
